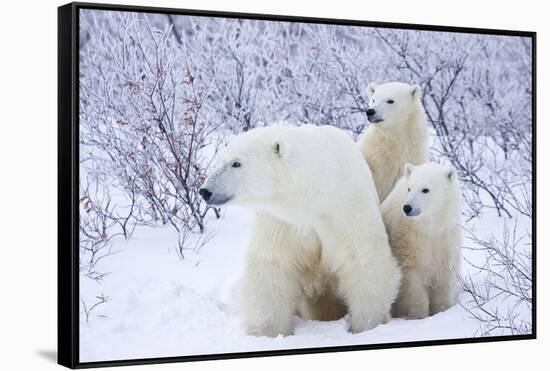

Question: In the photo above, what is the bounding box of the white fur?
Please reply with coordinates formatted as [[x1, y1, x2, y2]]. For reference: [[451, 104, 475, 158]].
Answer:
[[359, 82, 429, 202], [381, 162, 462, 319], [202, 125, 401, 336]]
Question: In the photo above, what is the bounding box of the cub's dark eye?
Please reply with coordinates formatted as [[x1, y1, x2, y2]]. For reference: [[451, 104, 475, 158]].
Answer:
[[422, 188, 430, 193], [407, 188, 410, 192], [387, 99, 394, 104], [232, 161, 241, 168]]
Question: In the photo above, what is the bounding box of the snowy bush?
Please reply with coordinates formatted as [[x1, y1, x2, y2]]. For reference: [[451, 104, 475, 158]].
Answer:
[[79, 12, 224, 252], [459, 220, 532, 336]]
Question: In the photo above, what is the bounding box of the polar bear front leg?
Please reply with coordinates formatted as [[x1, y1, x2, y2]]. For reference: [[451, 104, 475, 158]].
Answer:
[[239, 213, 303, 337], [429, 280, 456, 315], [429, 267, 458, 315], [392, 269, 429, 319], [240, 257, 300, 337], [318, 219, 399, 333], [338, 260, 395, 333]]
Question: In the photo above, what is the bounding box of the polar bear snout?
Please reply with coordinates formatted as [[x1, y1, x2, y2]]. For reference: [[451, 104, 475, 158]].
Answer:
[[366, 108, 383, 123], [199, 187, 233, 206], [200, 164, 238, 206], [403, 204, 421, 217], [199, 188, 212, 201]]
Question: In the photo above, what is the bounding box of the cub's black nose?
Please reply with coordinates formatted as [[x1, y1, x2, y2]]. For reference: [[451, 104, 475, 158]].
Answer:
[[403, 204, 412, 215], [366, 108, 376, 116], [199, 188, 212, 201]]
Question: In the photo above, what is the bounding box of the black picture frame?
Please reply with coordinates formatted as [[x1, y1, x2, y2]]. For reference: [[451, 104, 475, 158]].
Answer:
[[58, 2, 537, 368]]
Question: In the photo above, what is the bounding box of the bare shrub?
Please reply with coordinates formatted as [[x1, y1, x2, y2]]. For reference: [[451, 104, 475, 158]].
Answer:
[[459, 216, 532, 336]]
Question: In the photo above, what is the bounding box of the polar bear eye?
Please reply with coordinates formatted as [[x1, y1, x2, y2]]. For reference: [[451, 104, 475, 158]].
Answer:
[[387, 99, 394, 104], [422, 188, 430, 193], [232, 161, 241, 168], [407, 188, 410, 192]]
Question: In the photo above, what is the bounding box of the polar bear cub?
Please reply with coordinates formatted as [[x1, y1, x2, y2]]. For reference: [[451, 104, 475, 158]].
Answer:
[[359, 82, 429, 202], [200, 125, 401, 336], [381, 162, 462, 319]]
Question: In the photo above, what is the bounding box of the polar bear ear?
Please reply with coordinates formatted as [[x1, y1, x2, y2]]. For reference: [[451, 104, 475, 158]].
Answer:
[[226, 133, 237, 144], [410, 84, 421, 99], [273, 140, 289, 158], [404, 163, 415, 178], [446, 166, 456, 181], [367, 83, 377, 98]]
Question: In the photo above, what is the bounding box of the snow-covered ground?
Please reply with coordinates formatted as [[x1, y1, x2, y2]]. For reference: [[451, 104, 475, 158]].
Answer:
[[78, 205, 526, 363]]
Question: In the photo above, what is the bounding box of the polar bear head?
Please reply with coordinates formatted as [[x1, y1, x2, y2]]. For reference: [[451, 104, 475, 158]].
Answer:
[[366, 82, 422, 127], [198, 125, 361, 224], [198, 128, 288, 208], [199, 126, 331, 221], [401, 162, 461, 224]]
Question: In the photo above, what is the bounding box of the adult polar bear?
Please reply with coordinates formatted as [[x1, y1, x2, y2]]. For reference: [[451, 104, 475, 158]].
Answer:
[[359, 82, 429, 202], [200, 125, 401, 336]]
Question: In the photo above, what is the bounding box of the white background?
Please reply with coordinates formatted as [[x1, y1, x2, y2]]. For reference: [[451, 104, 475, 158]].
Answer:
[[0, 0, 545, 370]]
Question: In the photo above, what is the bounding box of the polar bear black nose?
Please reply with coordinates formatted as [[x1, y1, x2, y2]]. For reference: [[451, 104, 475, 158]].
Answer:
[[367, 108, 376, 116], [403, 204, 412, 215], [199, 188, 212, 201]]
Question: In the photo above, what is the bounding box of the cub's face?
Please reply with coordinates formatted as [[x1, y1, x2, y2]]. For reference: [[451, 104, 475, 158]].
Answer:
[[402, 163, 456, 220], [199, 131, 286, 208], [366, 82, 421, 126]]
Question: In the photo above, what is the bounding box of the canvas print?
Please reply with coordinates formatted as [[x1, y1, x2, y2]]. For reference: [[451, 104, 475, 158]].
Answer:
[[76, 6, 534, 364]]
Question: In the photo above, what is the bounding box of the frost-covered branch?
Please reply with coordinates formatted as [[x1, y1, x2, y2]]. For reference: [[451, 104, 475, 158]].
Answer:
[[459, 219, 532, 336]]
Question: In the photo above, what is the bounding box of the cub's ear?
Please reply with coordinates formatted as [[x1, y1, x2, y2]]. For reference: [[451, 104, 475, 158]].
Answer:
[[367, 82, 378, 98], [446, 166, 456, 181], [410, 84, 421, 99], [273, 140, 290, 158], [404, 163, 415, 178], [227, 133, 237, 144]]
